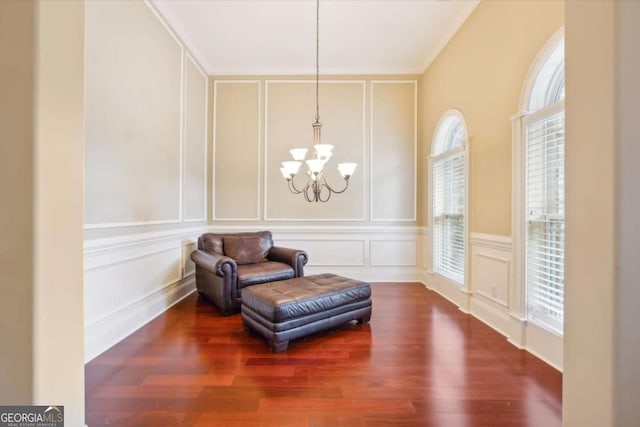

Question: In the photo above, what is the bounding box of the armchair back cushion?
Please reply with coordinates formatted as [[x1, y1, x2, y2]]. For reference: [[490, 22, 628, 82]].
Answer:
[[223, 233, 272, 265], [199, 234, 224, 255]]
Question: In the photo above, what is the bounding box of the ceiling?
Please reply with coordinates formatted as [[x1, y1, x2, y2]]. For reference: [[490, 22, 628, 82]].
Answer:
[[151, 0, 479, 75]]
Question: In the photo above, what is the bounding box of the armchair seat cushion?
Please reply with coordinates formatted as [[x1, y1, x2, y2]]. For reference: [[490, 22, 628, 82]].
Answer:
[[238, 261, 294, 288]]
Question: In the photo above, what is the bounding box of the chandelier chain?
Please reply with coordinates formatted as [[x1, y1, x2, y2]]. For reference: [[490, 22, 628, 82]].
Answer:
[[315, 0, 320, 123]]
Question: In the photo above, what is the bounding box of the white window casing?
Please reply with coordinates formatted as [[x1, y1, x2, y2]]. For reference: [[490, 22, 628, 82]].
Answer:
[[523, 103, 565, 334], [512, 27, 565, 349], [431, 112, 468, 287]]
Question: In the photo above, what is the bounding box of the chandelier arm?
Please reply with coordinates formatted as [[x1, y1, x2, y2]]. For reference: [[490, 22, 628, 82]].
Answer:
[[304, 182, 316, 202], [287, 176, 306, 194], [322, 177, 350, 194], [318, 182, 332, 202]]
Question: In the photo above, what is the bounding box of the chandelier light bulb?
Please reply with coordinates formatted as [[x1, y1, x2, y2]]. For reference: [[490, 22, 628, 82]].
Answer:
[[282, 161, 302, 175], [289, 148, 308, 161], [314, 144, 334, 159], [306, 159, 324, 174], [338, 162, 358, 178]]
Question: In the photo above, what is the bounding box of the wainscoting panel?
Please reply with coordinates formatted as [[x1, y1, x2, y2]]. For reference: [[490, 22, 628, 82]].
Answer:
[[183, 53, 208, 222], [277, 239, 366, 267], [471, 239, 511, 308], [370, 239, 417, 266], [84, 228, 205, 362], [183, 240, 198, 276], [85, 246, 182, 325]]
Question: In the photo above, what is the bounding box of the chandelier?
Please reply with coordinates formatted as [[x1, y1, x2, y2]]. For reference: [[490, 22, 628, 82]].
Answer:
[[279, 0, 357, 203]]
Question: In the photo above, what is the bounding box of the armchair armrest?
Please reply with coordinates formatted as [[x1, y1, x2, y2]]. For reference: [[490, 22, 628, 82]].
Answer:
[[268, 246, 308, 277], [190, 249, 237, 277]]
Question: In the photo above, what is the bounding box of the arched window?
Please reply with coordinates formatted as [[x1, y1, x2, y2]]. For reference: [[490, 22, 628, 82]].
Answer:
[[514, 30, 565, 335], [431, 110, 468, 285]]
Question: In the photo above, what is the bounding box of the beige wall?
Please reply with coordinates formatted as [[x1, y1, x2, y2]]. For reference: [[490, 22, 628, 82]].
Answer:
[[212, 76, 420, 225], [421, 0, 564, 235], [0, 0, 36, 404], [0, 0, 85, 423]]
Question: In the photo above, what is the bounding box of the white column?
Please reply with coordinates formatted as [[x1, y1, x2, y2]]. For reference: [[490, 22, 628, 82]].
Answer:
[[0, 1, 85, 425], [32, 1, 86, 426], [565, 1, 640, 426]]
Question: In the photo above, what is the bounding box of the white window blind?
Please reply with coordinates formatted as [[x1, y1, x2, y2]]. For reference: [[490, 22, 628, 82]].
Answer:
[[525, 110, 565, 334], [432, 148, 465, 284]]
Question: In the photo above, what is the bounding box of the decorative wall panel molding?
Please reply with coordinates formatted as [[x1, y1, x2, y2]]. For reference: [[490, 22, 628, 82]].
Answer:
[[471, 233, 511, 308], [370, 80, 417, 221], [264, 80, 367, 221], [213, 80, 261, 220], [183, 53, 208, 222]]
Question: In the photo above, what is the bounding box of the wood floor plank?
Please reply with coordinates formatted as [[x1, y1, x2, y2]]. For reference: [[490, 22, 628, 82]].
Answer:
[[195, 412, 309, 427], [257, 397, 416, 413], [85, 283, 562, 426], [141, 374, 235, 387]]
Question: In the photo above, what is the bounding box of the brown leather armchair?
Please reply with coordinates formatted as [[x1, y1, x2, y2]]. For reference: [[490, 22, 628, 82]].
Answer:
[[190, 231, 308, 315]]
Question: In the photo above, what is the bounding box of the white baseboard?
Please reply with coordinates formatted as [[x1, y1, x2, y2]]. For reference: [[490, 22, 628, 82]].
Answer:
[[469, 295, 512, 337], [424, 271, 469, 312]]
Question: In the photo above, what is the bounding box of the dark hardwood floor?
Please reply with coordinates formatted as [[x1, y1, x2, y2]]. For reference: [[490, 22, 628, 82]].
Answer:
[[85, 283, 562, 426]]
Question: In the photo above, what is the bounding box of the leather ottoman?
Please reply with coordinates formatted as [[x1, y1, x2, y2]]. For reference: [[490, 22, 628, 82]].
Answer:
[[241, 273, 372, 352]]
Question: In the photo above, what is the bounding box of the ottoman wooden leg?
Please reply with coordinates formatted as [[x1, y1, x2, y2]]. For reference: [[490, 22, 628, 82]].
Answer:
[[271, 340, 289, 353], [357, 310, 372, 324]]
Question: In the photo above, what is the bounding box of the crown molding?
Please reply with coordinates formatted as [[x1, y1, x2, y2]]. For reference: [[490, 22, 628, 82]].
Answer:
[[418, 0, 481, 73]]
